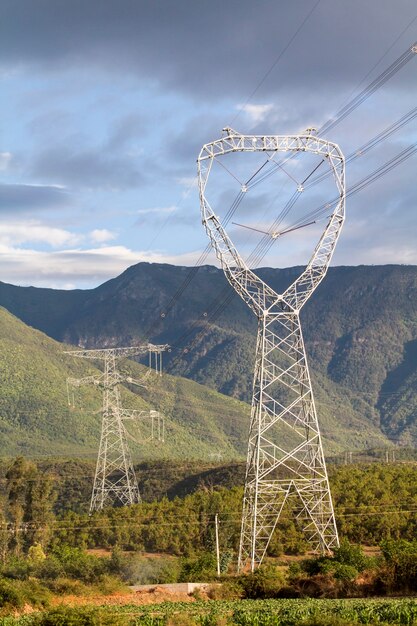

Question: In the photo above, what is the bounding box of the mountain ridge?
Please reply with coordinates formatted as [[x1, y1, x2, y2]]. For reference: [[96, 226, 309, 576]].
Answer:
[[0, 262, 416, 447]]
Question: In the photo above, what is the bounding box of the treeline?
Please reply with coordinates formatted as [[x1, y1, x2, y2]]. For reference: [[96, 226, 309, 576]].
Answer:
[[2, 458, 417, 616], [52, 463, 417, 557], [2, 458, 417, 560]]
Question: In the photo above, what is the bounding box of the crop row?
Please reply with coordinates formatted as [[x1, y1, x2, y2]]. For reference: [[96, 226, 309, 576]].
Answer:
[[3, 598, 417, 625]]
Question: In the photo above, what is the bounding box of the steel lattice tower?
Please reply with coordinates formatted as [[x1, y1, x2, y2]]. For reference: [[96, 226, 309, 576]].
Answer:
[[197, 129, 345, 571], [66, 345, 168, 513]]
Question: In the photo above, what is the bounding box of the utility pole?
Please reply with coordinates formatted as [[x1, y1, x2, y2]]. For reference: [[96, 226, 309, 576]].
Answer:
[[66, 344, 168, 513], [198, 129, 344, 572], [215, 513, 220, 577]]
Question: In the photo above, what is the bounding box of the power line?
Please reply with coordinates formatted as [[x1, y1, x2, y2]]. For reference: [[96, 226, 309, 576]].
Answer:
[[320, 42, 417, 135], [224, 43, 417, 250], [246, 143, 417, 265], [144, 44, 416, 346], [6, 506, 417, 534], [230, 0, 322, 126], [327, 12, 417, 126], [165, 142, 417, 369]]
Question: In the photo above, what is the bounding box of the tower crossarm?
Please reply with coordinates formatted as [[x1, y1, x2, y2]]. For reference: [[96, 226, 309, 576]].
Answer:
[[197, 129, 345, 315], [64, 346, 154, 360], [67, 374, 104, 388], [148, 344, 170, 353], [118, 409, 150, 420], [125, 374, 149, 388]]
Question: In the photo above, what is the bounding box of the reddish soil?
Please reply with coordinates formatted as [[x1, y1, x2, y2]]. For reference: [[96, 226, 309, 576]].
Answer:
[[51, 588, 205, 608]]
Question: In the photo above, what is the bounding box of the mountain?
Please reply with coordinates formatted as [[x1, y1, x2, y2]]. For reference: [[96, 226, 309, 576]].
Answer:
[[0, 306, 251, 459], [0, 263, 416, 448]]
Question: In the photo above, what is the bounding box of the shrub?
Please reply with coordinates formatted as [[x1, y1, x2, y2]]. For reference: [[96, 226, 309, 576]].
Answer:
[[1, 558, 31, 581], [333, 539, 367, 572], [207, 578, 244, 599], [95, 574, 129, 595], [292, 573, 339, 598], [287, 561, 303, 582], [51, 546, 106, 583], [19, 579, 51, 608], [0, 577, 50, 610], [43, 577, 89, 596], [119, 555, 180, 585], [28, 543, 47, 565], [0, 577, 24, 609], [34, 556, 65, 580], [219, 550, 233, 574], [107, 546, 127, 576], [240, 565, 285, 599], [31, 606, 130, 626], [179, 553, 217, 582], [332, 563, 359, 582], [380, 539, 417, 591]]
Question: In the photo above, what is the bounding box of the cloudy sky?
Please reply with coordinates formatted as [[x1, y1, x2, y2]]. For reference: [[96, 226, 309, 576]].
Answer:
[[1, 0, 416, 288]]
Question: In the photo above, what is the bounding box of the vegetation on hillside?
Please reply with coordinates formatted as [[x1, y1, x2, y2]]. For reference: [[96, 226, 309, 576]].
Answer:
[[0, 459, 417, 619], [0, 263, 416, 449], [0, 301, 397, 457], [0, 307, 250, 458], [1, 458, 417, 558]]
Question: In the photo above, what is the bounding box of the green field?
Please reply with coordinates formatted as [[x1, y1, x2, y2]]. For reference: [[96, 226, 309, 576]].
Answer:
[[4, 598, 417, 625]]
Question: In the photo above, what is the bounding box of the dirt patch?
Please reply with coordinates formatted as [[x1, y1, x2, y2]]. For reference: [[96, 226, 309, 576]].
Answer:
[[51, 589, 200, 607]]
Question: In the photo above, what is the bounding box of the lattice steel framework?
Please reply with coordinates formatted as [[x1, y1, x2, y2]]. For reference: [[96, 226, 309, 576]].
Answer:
[[66, 345, 168, 513], [197, 129, 345, 571]]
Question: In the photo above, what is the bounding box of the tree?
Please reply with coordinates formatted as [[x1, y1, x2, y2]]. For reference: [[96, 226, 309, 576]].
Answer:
[[5, 457, 35, 555]]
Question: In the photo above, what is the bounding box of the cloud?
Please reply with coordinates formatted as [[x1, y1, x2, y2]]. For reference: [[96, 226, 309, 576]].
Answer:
[[135, 205, 178, 227], [0, 243, 214, 288], [90, 229, 116, 244], [137, 206, 176, 215], [0, 152, 12, 171], [237, 104, 274, 124], [1, 1, 415, 100], [0, 0, 415, 291], [176, 177, 198, 188], [0, 183, 71, 212], [0, 221, 80, 248], [31, 145, 145, 190]]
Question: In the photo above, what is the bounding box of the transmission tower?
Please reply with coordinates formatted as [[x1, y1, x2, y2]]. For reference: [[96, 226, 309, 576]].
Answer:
[[66, 344, 168, 513], [197, 129, 345, 571]]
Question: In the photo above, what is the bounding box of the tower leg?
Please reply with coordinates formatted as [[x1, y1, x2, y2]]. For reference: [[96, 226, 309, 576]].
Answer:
[[238, 312, 338, 571]]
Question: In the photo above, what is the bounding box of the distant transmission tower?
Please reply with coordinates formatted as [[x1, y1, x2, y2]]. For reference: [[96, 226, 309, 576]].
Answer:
[[197, 129, 345, 571], [66, 345, 168, 513]]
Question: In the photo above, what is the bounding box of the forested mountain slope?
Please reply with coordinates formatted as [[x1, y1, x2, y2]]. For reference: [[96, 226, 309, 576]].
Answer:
[[0, 307, 253, 459], [0, 263, 416, 446]]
